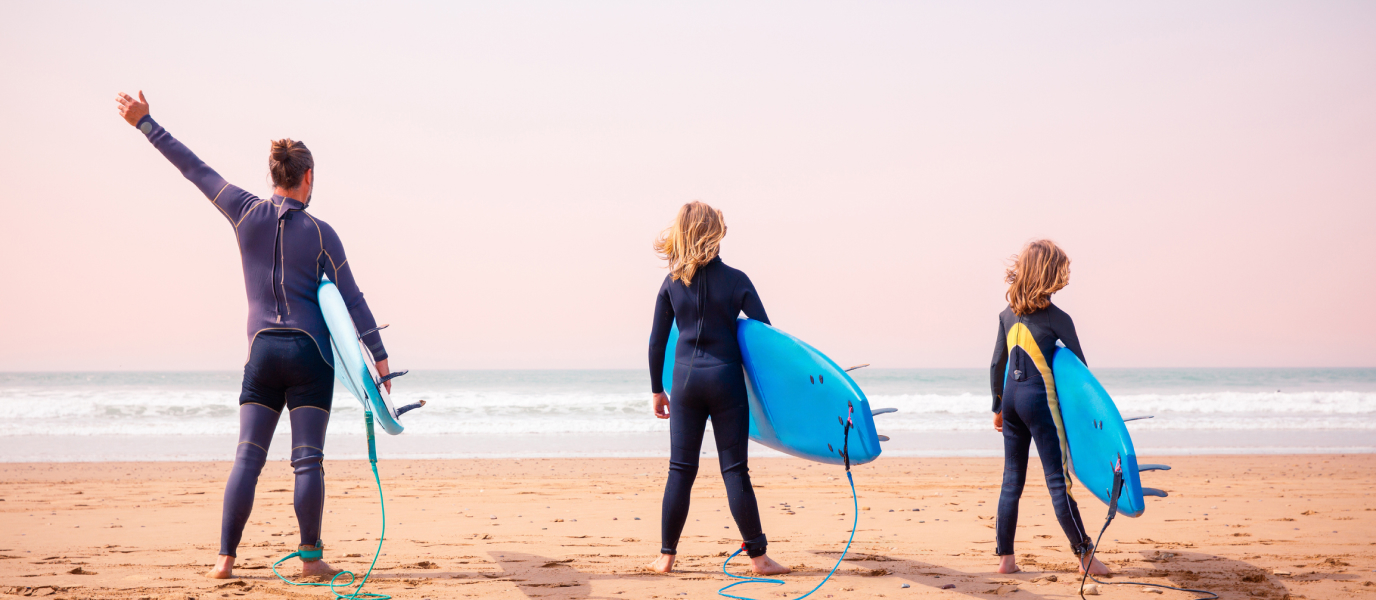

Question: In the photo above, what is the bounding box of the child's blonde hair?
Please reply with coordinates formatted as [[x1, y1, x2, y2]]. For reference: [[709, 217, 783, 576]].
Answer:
[[1005, 240, 1071, 315], [654, 201, 727, 286]]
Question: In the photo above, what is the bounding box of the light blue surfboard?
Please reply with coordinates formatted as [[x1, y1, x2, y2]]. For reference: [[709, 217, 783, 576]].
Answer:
[[662, 318, 883, 465], [319, 276, 404, 435], [1052, 344, 1165, 517]]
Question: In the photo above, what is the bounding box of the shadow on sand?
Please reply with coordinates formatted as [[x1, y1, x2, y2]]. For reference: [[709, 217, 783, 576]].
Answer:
[[800, 549, 1300, 598], [246, 546, 1337, 598]]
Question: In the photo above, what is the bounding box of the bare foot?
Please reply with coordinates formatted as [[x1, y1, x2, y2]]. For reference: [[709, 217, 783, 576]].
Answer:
[[205, 554, 235, 579], [1079, 555, 1109, 576], [996, 554, 1021, 574], [301, 559, 342, 580], [751, 554, 790, 576], [647, 553, 676, 573]]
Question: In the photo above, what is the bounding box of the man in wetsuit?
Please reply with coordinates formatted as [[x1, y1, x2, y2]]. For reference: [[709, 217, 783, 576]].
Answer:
[[116, 90, 393, 579]]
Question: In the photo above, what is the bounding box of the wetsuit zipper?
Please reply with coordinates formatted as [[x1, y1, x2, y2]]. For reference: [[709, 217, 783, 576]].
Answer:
[[272, 219, 284, 322], [280, 217, 290, 317]]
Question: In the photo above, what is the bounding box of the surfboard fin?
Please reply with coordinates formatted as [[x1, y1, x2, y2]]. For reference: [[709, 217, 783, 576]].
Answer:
[[871, 408, 897, 416], [1142, 487, 1169, 497], [1123, 415, 1155, 422], [1138, 464, 1171, 472], [844, 364, 870, 372], [877, 435, 890, 442], [378, 370, 408, 385], [358, 323, 391, 339], [395, 399, 426, 417]]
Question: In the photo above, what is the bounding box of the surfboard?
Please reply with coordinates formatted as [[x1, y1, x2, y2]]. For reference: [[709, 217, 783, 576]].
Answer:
[[662, 319, 883, 465], [319, 276, 404, 435], [1051, 343, 1154, 517]]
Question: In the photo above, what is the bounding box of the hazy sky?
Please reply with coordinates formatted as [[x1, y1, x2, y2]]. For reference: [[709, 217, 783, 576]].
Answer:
[[1, 2, 1373, 371]]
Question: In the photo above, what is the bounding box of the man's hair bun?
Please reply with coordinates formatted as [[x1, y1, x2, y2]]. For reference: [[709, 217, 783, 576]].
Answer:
[[268, 138, 314, 190]]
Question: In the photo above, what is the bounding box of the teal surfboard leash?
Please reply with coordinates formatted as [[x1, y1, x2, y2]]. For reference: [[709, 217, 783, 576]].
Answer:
[[272, 410, 390, 600], [718, 401, 860, 600]]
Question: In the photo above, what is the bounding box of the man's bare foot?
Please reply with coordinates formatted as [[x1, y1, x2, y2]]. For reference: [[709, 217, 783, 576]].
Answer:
[[1079, 555, 1109, 575], [997, 554, 1021, 574], [751, 554, 790, 576], [206, 554, 235, 579], [647, 553, 676, 573], [301, 559, 342, 580]]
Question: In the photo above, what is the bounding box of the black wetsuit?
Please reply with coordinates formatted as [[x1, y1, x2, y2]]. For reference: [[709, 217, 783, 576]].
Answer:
[[647, 257, 771, 558], [989, 303, 1093, 557]]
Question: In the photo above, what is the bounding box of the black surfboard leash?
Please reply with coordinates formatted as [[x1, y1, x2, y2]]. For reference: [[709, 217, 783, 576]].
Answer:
[[1077, 458, 1217, 600]]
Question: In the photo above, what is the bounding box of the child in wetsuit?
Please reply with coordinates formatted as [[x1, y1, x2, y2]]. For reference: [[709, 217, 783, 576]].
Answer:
[[989, 240, 1109, 576], [645, 201, 789, 576]]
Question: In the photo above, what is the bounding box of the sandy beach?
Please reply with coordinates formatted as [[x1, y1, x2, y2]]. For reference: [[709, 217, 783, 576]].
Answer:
[[2, 455, 1372, 599]]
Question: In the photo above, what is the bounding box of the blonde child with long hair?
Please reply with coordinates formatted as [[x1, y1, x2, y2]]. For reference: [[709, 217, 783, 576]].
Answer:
[[645, 202, 788, 576], [989, 240, 1109, 576]]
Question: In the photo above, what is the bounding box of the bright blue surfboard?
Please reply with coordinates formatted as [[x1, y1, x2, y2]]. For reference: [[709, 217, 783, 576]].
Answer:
[[662, 319, 883, 465], [319, 276, 404, 435], [1052, 344, 1156, 517]]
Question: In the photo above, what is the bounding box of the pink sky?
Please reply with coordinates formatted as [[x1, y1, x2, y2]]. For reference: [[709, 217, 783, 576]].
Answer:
[[1, 2, 1373, 371]]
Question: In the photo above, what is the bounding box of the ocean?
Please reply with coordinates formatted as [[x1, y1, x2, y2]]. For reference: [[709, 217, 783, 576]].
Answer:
[[1, 369, 1373, 462]]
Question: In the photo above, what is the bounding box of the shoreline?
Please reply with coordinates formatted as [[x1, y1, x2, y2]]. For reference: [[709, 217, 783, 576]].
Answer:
[[2, 431, 1373, 463], [2, 455, 1373, 599]]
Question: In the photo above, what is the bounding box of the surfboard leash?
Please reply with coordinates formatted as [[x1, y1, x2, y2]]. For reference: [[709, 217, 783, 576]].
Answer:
[[1077, 459, 1217, 600], [717, 401, 860, 600], [272, 410, 391, 600]]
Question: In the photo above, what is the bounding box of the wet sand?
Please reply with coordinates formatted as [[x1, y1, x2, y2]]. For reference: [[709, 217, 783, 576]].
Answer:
[[2, 455, 1373, 599]]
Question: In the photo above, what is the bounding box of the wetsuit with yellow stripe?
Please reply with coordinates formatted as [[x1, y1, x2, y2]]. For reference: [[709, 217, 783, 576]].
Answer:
[[989, 303, 1092, 557]]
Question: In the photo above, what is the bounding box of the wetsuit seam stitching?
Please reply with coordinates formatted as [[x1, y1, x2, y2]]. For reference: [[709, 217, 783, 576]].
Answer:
[[290, 406, 331, 415], [322, 249, 340, 278], [246, 327, 333, 370], [303, 212, 334, 284], [209, 183, 233, 224], [240, 401, 282, 414], [234, 199, 271, 228], [304, 212, 325, 248], [238, 441, 269, 452]]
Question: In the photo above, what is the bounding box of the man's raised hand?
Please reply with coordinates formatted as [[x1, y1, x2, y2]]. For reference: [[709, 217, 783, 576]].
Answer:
[[116, 91, 149, 127]]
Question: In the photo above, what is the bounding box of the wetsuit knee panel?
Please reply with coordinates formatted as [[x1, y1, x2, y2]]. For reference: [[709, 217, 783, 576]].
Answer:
[[290, 446, 324, 474], [667, 461, 700, 477], [234, 441, 270, 466], [718, 457, 750, 475]]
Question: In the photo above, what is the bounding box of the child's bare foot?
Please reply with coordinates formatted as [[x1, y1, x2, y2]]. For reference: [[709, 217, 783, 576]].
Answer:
[[301, 559, 342, 580], [647, 553, 676, 573], [751, 554, 790, 576], [1079, 555, 1109, 575], [996, 554, 1021, 574], [205, 555, 235, 579]]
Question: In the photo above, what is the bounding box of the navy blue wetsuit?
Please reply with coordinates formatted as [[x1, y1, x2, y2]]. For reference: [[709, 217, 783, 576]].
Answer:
[[647, 257, 771, 558], [136, 115, 386, 367], [137, 115, 386, 558], [989, 303, 1092, 557]]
